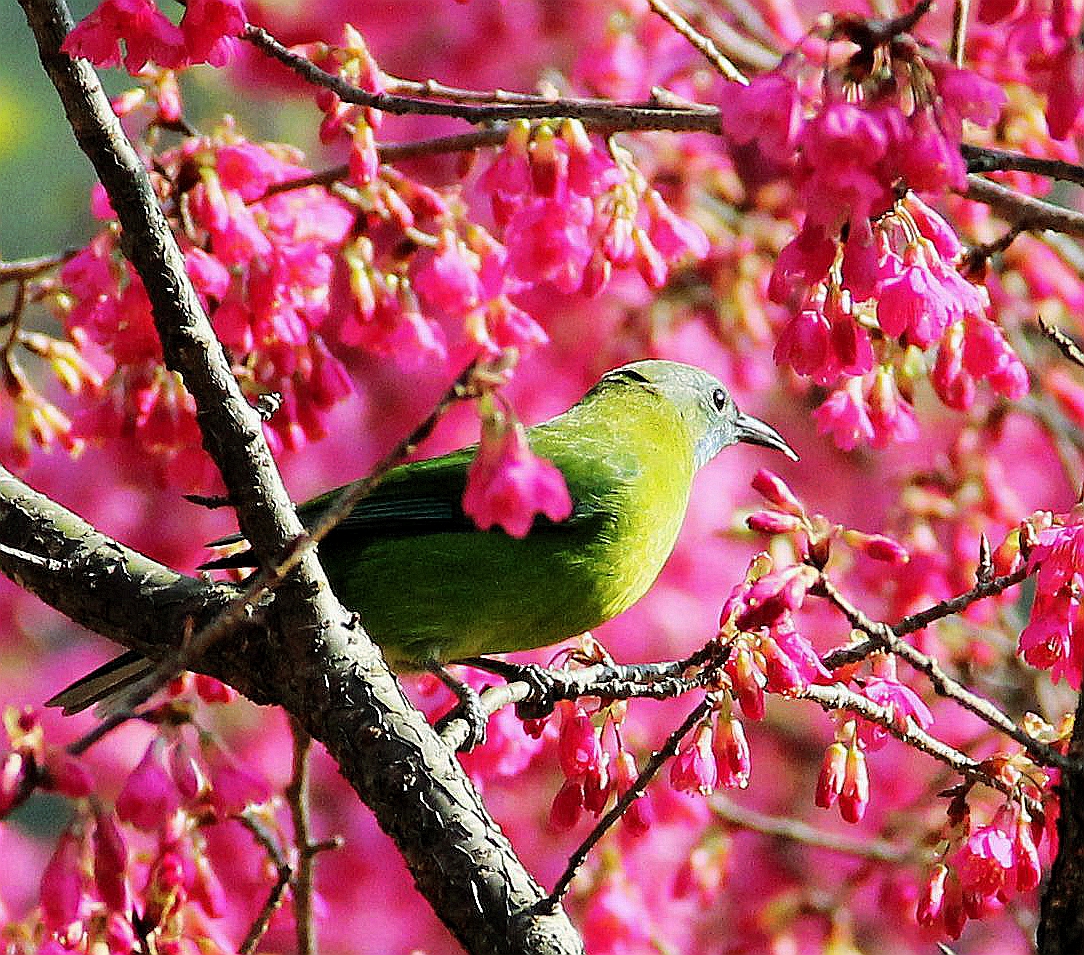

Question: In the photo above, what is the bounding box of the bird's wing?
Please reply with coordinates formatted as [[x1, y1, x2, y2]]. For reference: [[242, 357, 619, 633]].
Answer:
[[200, 444, 599, 569]]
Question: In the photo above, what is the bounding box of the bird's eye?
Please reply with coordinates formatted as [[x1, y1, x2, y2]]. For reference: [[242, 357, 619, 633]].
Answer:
[[711, 388, 728, 412]]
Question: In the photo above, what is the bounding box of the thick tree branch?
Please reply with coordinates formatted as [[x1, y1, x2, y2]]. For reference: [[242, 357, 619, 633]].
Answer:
[[15, 1, 584, 950], [1039, 686, 1084, 955]]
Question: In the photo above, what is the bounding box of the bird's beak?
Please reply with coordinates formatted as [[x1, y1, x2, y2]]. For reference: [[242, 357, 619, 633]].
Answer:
[[735, 412, 799, 461]]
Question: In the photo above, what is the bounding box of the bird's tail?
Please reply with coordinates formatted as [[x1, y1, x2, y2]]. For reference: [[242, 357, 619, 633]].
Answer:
[[45, 650, 155, 716]]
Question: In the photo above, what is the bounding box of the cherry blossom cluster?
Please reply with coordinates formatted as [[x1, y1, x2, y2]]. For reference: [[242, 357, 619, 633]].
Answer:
[[3, 697, 269, 955], [917, 766, 1054, 940], [719, 20, 1030, 451], [62, 0, 247, 73], [1018, 506, 1084, 688], [670, 705, 751, 796], [56, 121, 356, 483], [973, 0, 1084, 140], [546, 700, 655, 836]]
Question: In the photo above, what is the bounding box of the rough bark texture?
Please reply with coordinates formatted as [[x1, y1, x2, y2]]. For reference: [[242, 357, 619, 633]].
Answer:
[[10, 1, 584, 950], [1038, 689, 1084, 955]]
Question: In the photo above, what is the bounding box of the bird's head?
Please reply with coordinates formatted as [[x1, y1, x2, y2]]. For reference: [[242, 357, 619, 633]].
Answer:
[[602, 360, 798, 469]]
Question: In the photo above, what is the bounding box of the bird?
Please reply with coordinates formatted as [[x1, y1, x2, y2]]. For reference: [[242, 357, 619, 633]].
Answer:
[[46, 360, 796, 717]]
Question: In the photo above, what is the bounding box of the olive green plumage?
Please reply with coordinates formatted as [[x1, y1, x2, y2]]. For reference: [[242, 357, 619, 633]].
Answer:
[[46, 360, 795, 714]]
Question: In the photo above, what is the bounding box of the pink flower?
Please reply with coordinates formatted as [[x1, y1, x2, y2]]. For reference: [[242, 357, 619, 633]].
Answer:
[[412, 232, 482, 316], [861, 676, 934, 749], [930, 60, 1007, 131], [848, 530, 911, 564], [116, 739, 181, 831], [349, 121, 379, 187], [180, 0, 245, 66], [1019, 586, 1081, 687], [956, 820, 1015, 897], [644, 191, 710, 264], [917, 863, 949, 925], [841, 216, 881, 301], [548, 779, 584, 832], [877, 243, 954, 347], [751, 469, 804, 516], [462, 419, 573, 538], [838, 743, 869, 823], [670, 725, 718, 795], [558, 704, 603, 780], [1048, 41, 1084, 139], [719, 69, 804, 164], [1027, 514, 1084, 592], [724, 645, 766, 720], [768, 223, 836, 305], [62, 0, 185, 72], [962, 316, 1029, 400], [867, 367, 919, 447], [773, 621, 832, 684], [93, 810, 130, 912], [729, 564, 816, 632], [815, 741, 847, 809], [813, 378, 875, 451], [904, 194, 962, 260], [747, 510, 803, 534], [932, 322, 976, 411], [614, 751, 654, 835], [1014, 814, 1043, 891], [773, 306, 830, 378], [898, 109, 968, 192], [40, 831, 85, 932], [713, 716, 751, 789], [505, 196, 594, 294], [342, 289, 448, 372]]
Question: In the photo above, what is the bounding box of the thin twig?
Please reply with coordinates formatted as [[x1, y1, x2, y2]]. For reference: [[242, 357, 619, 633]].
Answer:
[[962, 145, 1084, 189], [0, 250, 78, 283], [711, 796, 910, 862], [542, 697, 713, 907], [646, 0, 749, 84], [1039, 314, 1084, 369], [964, 175, 1084, 238], [950, 0, 970, 67], [816, 573, 1082, 773], [797, 682, 1039, 806], [236, 809, 293, 955], [286, 718, 317, 955], [244, 25, 720, 134]]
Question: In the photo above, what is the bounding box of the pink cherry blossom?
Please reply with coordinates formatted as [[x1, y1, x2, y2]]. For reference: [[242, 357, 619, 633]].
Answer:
[[462, 418, 573, 538]]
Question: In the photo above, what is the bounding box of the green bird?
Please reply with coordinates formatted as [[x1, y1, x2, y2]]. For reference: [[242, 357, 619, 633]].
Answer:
[[47, 360, 795, 716]]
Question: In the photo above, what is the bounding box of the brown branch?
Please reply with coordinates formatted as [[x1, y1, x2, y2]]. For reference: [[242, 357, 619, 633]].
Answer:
[[243, 25, 719, 134], [964, 175, 1084, 238], [646, 0, 749, 84], [710, 796, 910, 862], [1038, 683, 1084, 954], [286, 718, 318, 955], [236, 808, 293, 955], [962, 145, 1084, 190], [816, 572, 1081, 773], [1039, 314, 1084, 369], [950, 0, 971, 67], [0, 250, 78, 283]]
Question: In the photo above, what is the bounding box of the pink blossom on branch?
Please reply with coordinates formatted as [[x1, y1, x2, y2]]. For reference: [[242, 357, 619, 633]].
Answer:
[[462, 413, 573, 538]]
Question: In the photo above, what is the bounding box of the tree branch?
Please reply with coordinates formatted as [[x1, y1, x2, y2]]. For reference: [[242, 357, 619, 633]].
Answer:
[[15, 1, 585, 950]]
